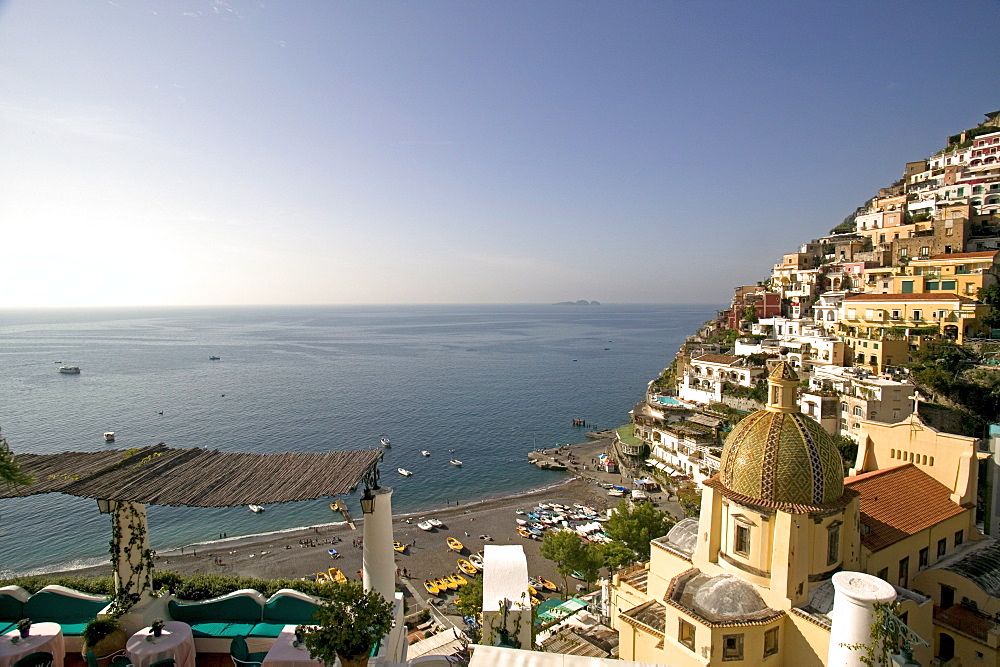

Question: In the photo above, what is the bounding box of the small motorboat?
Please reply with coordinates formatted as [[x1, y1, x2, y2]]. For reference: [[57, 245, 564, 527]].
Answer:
[[428, 518, 443, 528], [59, 366, 81, 374], [570, 570, 586, 580], [397, 468, 413, 477], [446, 537, 464, 552], [103, 432, 115, 442], [209, 355, 221, 360], [421, 450, 430, 456], [380, 437, 392, 447], [393, 542, 406, 553], [450, 459, 463, 467], [457, 559, 477, 575], [417, 520, 434, 531], [537, 577, 558, 592], [328, 568, 348, 584], [248, 504, 264, 513], [424, 580, 440, 595], [469, 554, 484, 570], [451, 572, 468, 586]]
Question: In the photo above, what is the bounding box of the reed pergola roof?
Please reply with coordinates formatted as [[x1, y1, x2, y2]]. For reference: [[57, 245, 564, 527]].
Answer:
[[0, 444, 383, 507]]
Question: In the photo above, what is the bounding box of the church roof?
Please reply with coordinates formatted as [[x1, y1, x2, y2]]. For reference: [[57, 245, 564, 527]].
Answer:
[[669, 571, 783, 626], [846, 464, 969, 552], [937, 540, 1000, 598], [768, 361, 799, 381], [718, 410, 845, 507]]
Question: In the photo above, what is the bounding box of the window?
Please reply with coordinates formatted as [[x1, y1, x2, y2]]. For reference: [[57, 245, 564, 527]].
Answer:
[[920, 246, 930, 256], [901, 280, 914, 295], [763, 627, 779, 657], [955, 530, 964, 547], [678, 619, 695, 650], [877, 567, 888, 581], [938, 537, 947, 558], [898, 556, 909, 588], [827, 524, 841, 565], [865, 309, 875, 319], [919, 547, 929, 569], [841, 402, 848, 413], [722, 634, 744, 661], [942, 280, 957, 291], [926, 281, 939, 290], [891, 310, 901, 320], [847, 308, 857, 319], [735, 523, 751, 556], [853, 406, 864, 417], [893, 409, 900, 420], [913, 309, 922, 320]]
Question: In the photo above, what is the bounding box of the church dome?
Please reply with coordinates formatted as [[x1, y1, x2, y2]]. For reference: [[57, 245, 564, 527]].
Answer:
[[717, 361, 845, 507]]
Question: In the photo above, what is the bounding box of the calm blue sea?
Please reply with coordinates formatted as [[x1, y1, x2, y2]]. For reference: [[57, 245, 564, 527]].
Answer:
[[0, 304, 716, 576]]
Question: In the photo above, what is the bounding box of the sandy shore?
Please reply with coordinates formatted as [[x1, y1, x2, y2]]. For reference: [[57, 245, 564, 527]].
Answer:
[[43, 436, 679, 607]]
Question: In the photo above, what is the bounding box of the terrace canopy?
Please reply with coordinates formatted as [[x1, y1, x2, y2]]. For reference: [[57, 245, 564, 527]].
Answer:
[[0, 443, 384, 608]]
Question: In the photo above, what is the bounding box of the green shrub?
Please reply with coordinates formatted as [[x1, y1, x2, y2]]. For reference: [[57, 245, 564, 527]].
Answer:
[[82, 618, 121, 647]]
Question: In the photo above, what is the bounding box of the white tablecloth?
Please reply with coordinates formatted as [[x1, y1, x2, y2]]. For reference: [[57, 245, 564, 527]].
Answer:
[[0, 622, 65, 667], [125, 622, 195, 667], [262, 626, 321, 667]]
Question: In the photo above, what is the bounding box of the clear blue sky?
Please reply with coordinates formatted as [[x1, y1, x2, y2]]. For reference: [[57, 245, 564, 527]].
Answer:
[[2, 1, 998, 307]]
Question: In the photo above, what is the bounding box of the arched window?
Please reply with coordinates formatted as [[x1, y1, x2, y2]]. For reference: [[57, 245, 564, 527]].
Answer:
[[890, 448, 896, 458], [853, 406, 864, 417]]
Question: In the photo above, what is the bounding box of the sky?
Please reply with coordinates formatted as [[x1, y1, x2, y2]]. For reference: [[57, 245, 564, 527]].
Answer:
[[1, 1, 999, 307]]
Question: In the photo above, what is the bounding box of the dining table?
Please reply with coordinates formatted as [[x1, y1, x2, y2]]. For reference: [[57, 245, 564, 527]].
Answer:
[[262, 625, 321, 667], [0, 622, 65, 667], [125, 622, 195, 667]]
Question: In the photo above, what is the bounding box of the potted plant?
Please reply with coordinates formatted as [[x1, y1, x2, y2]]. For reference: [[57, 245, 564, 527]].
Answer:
[[17, 619, 31, 639], [294, 625, 307, 645], [300, 580, 394, 667], [151, 619, 165, 638], [82, 618, 127, 660]]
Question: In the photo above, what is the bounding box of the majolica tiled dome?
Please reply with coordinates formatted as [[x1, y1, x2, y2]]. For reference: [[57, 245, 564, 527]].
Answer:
[[718, 362, 845, 507]]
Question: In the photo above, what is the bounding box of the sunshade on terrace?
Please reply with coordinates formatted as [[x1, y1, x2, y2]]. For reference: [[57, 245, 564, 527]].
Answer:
[[0, 443, 383, 507]]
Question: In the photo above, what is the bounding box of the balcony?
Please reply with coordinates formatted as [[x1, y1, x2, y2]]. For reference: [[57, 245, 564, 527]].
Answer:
[[933, 603, 998, 644]]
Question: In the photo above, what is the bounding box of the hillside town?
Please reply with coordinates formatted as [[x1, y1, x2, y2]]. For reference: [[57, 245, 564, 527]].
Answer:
[[607, 111, 1000, 665]]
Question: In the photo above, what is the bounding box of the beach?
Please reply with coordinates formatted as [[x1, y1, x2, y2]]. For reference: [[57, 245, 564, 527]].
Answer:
[[46, 437, 680, 604]]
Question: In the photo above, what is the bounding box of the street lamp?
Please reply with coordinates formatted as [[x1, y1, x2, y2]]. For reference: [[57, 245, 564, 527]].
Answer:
[[360, 486, 375, 515], [97, 499, 114, 514]]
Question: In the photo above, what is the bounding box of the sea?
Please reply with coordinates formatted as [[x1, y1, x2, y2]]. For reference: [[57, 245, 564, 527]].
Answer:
[[0, 303, 718, 577]]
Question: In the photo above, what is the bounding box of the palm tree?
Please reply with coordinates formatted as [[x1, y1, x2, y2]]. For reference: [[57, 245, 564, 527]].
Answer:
[[0, 434, 32, 488]]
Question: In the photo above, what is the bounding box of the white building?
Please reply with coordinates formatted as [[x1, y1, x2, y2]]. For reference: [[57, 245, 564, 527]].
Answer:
[[802, 365, 915, 442]]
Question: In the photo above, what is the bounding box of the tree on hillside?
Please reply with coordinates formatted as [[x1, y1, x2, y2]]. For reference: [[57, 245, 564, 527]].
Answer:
[[978, 284, 1000, 329], [540, 530, 587, 594], [833, 435, 859, 474], [603, 499, 674, 560]]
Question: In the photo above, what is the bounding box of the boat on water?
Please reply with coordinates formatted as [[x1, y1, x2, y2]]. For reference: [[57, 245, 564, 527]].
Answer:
[[58, 366, 81, 374], [380, 437, 392, 447], [446, 537, 464, 552], [450, 459, 463, 467], [457, 559, 477, 575], [469, 554, 484, 570], [248, 504, 264, 513], [328, 568, 348, 584], [428, 518, 443, 528], [209, 355, 220, 360], [103, 432, 115, 442], [393, 542, 406, 553], [424, 580, 440, 595], [397, 468, 412, 476], [417, 520, 434, 531], [421, 450, 430, 456]]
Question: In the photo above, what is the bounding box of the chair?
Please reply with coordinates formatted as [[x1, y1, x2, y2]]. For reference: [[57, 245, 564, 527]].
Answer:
[[149, 660, 175, 667], [13, 652, 54, 667], [230, 636, 267, 667], [85, 650, 132, 667]]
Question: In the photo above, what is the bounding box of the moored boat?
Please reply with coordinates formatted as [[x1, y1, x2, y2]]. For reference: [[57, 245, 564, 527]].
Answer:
[[209, 355, 220, 360], [397, 468, 412, 476], [103, 432, 115, 441], [59, 366, 81, 374], [393, 542, 406, 553], [328, 568, 348, 584], [421, 450, 430, 456], [450, 459, 463, 466], [380, 436, 392, 447], [315, 572, 331, 583], [428, 518, 443, 528], [417, 520, 434, 531], [424, 580, 440, 595], [435, 578, 450, 592], [457, 559, 477, 575], [446, 537, 464, 552], [469, 554, 484, 570], [517, 527, 532, 538], [451, 572, 468, 586], [248, 504, 264, 513], [538, 577, 557, 592], [443, 576, 459, 590]]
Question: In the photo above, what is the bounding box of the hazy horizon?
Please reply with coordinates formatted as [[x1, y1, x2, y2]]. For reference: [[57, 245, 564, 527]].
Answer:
[[2, 1, 998, 308]]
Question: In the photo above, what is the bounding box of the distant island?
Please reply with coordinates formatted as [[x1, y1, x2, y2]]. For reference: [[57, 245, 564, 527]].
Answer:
[[553, 300, 601, 306]]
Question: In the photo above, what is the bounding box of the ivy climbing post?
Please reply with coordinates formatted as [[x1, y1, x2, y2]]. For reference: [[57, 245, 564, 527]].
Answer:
[[107, 500, 156, 616]]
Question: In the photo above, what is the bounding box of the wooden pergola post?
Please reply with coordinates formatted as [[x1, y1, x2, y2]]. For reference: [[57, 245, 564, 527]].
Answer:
[[103, 500, 155, 608]]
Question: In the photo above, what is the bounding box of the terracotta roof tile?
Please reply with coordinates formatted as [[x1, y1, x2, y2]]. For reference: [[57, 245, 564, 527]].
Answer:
[[693, 354, 739, 365], [925, 251, 998, 261], [845, 464, 968, 552], [842, 293, 977, 303]]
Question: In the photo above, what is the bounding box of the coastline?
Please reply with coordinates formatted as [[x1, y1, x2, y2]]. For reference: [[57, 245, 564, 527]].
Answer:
[[33, 436, 668, 587]]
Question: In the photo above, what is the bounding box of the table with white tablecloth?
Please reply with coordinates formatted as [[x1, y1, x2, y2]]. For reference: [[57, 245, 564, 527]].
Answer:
[[262, 626, 322, 667], [125, 622, 195, 667], [0, 622, 65, 667]]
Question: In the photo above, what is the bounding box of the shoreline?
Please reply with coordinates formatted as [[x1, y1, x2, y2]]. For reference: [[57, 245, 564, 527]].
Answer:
[[28, 437, 655, 583]]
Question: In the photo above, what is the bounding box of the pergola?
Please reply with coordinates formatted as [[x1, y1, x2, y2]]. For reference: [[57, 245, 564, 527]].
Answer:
[[1, 443, 385, 611]]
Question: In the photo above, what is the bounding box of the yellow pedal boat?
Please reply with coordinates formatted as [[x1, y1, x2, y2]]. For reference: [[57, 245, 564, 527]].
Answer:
[[328, 568, 348, 584], [315, 572, 331, 583]]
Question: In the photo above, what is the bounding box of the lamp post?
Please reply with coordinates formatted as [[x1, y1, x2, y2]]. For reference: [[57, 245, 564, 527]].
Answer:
[[360, 486, 376, 515], [360, 462, 394, 603]]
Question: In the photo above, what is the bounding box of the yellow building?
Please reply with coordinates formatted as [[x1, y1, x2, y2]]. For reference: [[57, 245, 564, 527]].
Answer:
[[607, 362, 1000, 666], [891, 250, 999, 298], [838, 292, 989, 371]]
